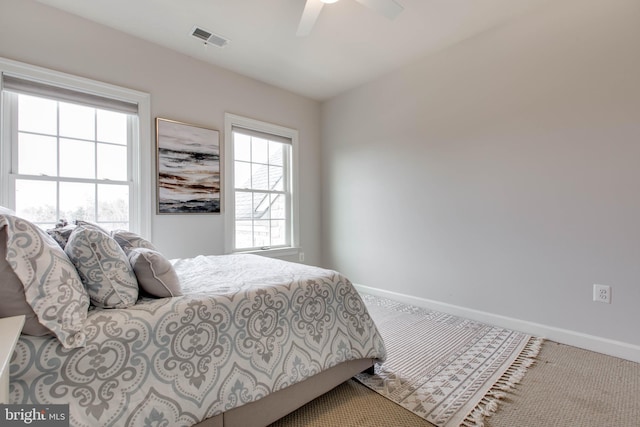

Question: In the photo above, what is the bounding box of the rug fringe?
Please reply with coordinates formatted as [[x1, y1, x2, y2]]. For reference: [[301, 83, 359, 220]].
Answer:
[[460, 336, 544, 427]]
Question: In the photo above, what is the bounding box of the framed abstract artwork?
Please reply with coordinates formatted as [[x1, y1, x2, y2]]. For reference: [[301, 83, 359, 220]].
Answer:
[[156, 118, 221, 214]]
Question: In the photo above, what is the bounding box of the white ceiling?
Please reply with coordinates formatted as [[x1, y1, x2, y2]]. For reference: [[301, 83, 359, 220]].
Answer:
[[36, 0, 548, 101]]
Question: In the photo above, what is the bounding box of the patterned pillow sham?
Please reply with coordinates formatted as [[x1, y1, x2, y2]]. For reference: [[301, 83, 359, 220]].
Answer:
[[65, 225, 139, 308], [0, 214, 89, 348], [75, 220, 109, 234], [128, 248, 182, 298], [111, 230, 157, 254]]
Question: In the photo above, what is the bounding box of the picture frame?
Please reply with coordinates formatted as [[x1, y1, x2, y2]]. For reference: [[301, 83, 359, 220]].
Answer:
[[156, 118, 221, 214]]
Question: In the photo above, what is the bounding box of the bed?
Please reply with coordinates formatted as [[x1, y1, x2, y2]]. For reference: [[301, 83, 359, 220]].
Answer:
[[0, 212, 386, 427]]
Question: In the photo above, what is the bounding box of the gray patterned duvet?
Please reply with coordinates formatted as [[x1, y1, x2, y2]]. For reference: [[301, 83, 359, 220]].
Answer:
[[10, 254, 386, 427]]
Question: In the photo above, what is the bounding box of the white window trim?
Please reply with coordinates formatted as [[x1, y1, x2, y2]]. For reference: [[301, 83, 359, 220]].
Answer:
[[0, 57, 152, 238], [224, 113, 300, 256]]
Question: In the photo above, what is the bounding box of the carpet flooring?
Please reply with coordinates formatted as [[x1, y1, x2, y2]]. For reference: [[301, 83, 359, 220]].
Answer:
[[486, 341, 640, 427]]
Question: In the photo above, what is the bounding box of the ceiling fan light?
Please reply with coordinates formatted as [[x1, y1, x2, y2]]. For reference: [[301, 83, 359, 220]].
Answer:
[[320, 0, 339, 4]]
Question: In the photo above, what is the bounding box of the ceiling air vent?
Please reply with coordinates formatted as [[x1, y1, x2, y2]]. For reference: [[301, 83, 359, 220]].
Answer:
[[191, 26, 229, 48]]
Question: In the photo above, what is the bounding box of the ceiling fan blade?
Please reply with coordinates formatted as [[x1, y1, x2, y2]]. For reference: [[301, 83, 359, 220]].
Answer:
[[354, 0, 404, 20], [297, 0, 325, 37]]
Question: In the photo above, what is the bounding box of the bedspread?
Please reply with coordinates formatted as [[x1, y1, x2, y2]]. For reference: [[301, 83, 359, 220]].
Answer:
[[9, 254, 386, 426]]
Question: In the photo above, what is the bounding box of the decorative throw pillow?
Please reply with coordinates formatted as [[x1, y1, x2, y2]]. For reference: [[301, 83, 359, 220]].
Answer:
[[65, 225, 139, 308], [46, 224, 76, 249], [0, 214, 89, 348], [128, 248, 182, 298], [111, 230, 157, 254]]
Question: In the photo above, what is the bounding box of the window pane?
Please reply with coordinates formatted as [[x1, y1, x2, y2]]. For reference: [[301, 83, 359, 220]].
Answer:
[[235, 192, 252, 220], [97, 143, 127, 180], [59, 102, 95, 140], [253, 193, 269, 220], [234, 133, 251, 162], [97, 110, 127, 145], [269, 165, 283, 191], [18, 95, 57, 135], [253, 220, 270, 248], [252, 137, 268, 164], [15, 180, 56, 223], [269, 141, 284, 166], [98, 184, 129, 222], [7, 76, 141, 235], [234, 161, 251, 189], [252, 163, 268, 190], [270, 194, 286, 219], [60, 182, 95, 222], [18, 133, 57, 176], [60, 138, 95, 178], [235, 220, 253, 249], [105, 222, 128, 232], [231, 122, 294, 252], [271, 220, 286, 246]]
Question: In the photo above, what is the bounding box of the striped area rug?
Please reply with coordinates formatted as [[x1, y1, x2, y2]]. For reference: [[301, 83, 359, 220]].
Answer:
[[355, 294, 542, 427]]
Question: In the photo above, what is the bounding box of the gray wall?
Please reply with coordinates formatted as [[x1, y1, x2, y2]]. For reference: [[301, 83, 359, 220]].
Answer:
[[0, 0, 322, 264], [321, 0, 640, 355]]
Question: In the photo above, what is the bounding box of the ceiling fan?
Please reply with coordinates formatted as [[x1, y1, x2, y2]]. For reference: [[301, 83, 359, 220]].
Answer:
[[296, 0, 404, 37]]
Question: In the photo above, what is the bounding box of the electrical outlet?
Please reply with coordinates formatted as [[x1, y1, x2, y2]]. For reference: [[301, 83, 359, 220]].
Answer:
[[593, 284, 611, 304], [299, 252, 305, 262]]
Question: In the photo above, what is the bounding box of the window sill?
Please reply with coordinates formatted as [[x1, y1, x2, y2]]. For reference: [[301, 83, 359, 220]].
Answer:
[[234, 247, 300, 259]]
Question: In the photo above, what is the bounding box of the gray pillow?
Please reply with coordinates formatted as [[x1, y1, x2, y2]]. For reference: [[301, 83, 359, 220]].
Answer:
[[111, 230, 157, 254], [128, 248, 182, 298], [65, 225, 139, 308], [0, 214, 89, 348], [46, 224, 76, 249]]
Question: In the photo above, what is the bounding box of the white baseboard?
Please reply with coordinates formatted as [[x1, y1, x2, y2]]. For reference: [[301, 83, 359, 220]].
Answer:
[[354, 283, 640, 364]]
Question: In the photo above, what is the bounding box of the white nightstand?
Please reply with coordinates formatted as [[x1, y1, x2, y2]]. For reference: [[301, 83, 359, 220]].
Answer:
[[0, 315, 25, 404]]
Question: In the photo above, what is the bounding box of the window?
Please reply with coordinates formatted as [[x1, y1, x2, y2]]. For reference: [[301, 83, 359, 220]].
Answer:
[[225, 113, 299, 254], [0, 58, 151, 236]]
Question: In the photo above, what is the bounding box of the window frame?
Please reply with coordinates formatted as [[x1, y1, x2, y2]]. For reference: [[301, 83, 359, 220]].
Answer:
[[0, 57, 152, 238], [224, 113, 300, 256]]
